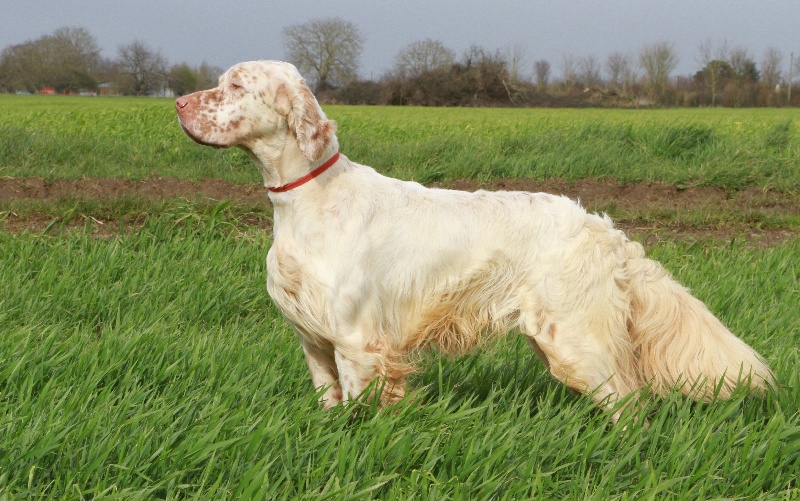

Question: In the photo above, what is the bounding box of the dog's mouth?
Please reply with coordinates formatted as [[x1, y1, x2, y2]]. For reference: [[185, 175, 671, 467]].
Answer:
[[178, 120, 229, 149]]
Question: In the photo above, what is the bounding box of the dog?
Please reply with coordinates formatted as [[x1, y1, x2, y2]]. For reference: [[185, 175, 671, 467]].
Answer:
[[176, 60, 773, 421]]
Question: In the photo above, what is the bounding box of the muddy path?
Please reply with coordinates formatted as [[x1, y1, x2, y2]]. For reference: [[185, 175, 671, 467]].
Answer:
[[2, 176, 798, 245]]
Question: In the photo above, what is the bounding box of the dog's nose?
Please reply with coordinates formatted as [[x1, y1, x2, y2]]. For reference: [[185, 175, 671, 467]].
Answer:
[[175, 97, 189, 109]]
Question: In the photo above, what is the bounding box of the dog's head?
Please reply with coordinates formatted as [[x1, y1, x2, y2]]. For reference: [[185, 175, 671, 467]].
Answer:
[[175, 60, 337, 162]]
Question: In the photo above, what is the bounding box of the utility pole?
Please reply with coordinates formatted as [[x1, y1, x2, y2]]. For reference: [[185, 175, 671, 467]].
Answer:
[[789, 52, 794, 105]]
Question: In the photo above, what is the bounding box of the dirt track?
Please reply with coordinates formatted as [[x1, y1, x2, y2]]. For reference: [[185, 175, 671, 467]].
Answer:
[[2, 176, 798, 244]]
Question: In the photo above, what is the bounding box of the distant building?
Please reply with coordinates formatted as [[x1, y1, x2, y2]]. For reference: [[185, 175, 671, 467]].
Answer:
[[98, 82, 115, 96]]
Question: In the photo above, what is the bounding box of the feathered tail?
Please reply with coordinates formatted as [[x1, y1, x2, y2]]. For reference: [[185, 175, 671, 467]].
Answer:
[[625, 244, 774, 401]]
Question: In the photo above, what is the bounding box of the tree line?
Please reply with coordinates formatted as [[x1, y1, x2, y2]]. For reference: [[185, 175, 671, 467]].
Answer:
[[2, 21, 798, 107], [289, 19, 798, 108], [0, 27, 221, 96]]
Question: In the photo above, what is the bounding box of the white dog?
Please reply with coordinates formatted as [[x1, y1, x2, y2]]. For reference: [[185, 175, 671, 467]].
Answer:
[[176, 60, 773, 420]]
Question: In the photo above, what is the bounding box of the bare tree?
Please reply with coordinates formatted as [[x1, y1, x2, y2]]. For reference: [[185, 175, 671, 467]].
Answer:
[[460, 44, 511, 102], [606, 52, 625, 89], [606, 51, 636, 95], [116, 40, 167, 96], [51, 26, 102, 74], [578, 55, 602, 88], [462, 44, 488, 69], [283, 17, 364, 92], [501, 43, 527, 82], [561, 53, 578, 89], [393, 38, 454, 78], [533, 59, 550, 91], [698, 38, 729, 106], [639, 41, 678, 100], [760, 47, 783, 90], [698, 38, 728, 64]]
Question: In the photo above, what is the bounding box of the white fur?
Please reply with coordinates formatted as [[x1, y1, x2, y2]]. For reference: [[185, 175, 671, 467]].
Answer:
[[176, 60, 774, 420]]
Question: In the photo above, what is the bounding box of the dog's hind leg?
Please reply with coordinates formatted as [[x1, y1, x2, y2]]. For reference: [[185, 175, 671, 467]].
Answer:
[[521, 315, 639, 422]]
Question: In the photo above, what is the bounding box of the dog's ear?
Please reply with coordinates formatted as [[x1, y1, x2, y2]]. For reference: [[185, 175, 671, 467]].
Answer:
[[278, 81, 337, 161]]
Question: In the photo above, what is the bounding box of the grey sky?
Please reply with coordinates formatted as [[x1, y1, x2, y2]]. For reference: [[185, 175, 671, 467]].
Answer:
[[3, 0, 799, 81]]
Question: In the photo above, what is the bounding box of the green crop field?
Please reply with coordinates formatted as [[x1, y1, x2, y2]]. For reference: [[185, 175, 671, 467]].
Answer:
[[2, 95, 800, 188], [1, 95, 799, 499]]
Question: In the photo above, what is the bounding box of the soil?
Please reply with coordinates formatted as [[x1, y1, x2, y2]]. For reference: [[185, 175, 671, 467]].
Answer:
[[0, 177, 270, 206], [1, 176, 798, 245]]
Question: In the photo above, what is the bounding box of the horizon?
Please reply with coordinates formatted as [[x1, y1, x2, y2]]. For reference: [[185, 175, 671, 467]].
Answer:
[[3, 1, 800, 82]]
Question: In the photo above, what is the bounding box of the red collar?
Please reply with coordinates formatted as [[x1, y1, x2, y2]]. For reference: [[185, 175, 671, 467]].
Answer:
[[268, 152, 341, 193]]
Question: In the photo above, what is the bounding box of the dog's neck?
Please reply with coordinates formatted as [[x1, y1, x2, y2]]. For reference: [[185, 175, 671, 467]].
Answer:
[[268, 152, 340, 193], [241, 134, 339, 194]]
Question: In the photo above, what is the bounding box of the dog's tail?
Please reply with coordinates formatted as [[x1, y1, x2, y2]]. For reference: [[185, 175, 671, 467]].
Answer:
[[625, 243, 774, 401]]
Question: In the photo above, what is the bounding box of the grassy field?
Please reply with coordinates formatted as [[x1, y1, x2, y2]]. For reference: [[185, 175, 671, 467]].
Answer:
[[1, 96, 799, 499], [2, 95, 800, 189]]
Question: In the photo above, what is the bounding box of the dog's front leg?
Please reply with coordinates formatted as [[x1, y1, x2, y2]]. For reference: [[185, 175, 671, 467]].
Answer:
[[333, 349, 379, 403], [301, 339, 343, 409]]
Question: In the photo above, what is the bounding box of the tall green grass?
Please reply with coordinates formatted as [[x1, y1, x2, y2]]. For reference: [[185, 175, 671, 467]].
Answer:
[[1, 212, 798, 499], [0, 96, 254, 182], [2, 95, 799, 189], [337, 107, 800, 190]]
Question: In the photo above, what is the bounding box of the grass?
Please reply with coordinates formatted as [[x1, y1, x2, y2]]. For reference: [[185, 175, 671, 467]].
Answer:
[[1, 97, 799, 498], [0, 197, 275, 236], [0, 212, 798, 499], [337, 107, 800, 190], [1, 95, 800, 190]]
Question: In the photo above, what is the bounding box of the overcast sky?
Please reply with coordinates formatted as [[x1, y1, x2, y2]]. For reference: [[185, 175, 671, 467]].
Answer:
[[3, 0, 800, 80]]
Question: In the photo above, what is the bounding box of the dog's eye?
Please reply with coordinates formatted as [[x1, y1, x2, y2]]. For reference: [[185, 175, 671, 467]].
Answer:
[[230, 82, 244, 91]]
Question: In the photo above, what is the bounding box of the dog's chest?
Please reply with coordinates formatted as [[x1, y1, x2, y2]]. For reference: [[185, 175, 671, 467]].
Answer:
[[266, 244, 334, 341]]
